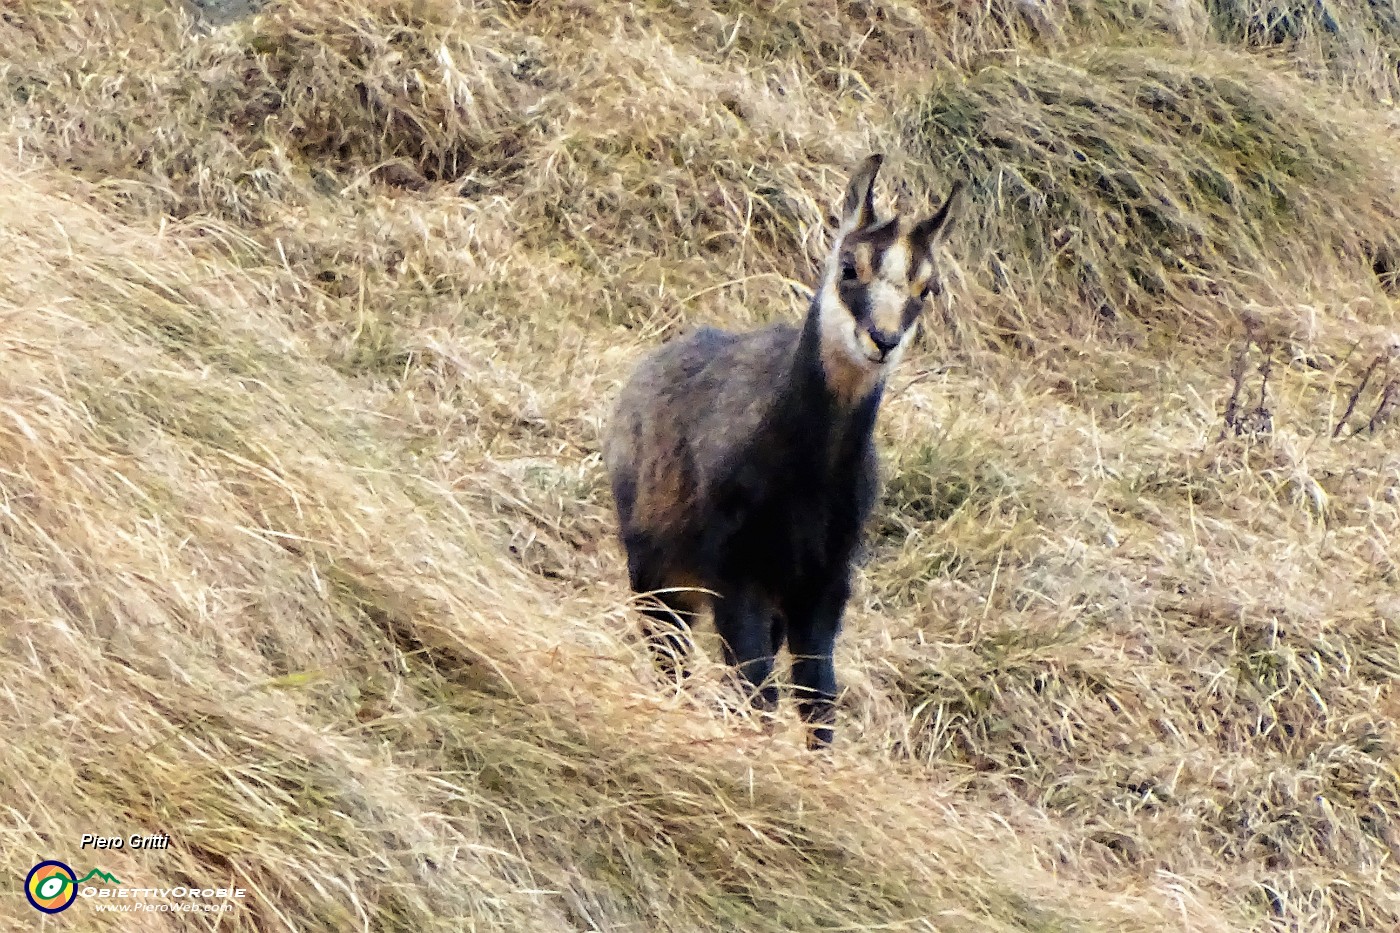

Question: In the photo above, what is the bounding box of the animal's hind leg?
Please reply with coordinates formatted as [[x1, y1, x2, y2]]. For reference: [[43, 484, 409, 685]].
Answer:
[[624, 534, 700, 683], [638, 592, 698, 684], [713, 586, 779, 712]]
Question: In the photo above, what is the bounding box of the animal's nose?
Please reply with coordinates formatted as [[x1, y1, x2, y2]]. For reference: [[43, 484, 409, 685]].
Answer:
[[867, 328, 900, 356]]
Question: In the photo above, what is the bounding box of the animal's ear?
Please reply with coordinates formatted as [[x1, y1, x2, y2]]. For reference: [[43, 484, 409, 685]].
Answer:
[[840, 154, 884, 233], [910, 180, 964, 259]]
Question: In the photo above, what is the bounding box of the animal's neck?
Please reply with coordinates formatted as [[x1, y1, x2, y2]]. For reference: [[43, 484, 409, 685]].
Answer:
[[778, 299, 883, 466]]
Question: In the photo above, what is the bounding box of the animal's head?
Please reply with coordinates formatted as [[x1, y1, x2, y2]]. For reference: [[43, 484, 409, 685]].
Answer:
[[815, 154, 961, 400]]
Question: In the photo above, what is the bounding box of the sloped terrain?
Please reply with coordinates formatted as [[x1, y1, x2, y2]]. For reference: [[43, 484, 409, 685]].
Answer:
[[2, 1, 1399, 929]]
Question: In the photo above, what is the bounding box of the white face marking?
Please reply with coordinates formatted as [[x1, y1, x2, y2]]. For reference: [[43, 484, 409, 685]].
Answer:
[[816, 226, 928, 402], [881, 238, 912, 282]]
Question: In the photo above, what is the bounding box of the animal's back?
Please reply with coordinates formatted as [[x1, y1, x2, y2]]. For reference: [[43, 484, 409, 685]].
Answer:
[[603, 322, 800, 545]]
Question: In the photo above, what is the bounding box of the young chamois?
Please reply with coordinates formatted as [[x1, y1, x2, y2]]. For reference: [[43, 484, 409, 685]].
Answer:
[[603, 155, 962, 748]]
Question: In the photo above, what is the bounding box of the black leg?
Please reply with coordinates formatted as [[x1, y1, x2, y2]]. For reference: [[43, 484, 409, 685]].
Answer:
[[713, 586, 778, 712], [625, 535, 698, 683], [785, 576, 850, 749], [769, 609, 788, 656], [639, 595, 696, 683]]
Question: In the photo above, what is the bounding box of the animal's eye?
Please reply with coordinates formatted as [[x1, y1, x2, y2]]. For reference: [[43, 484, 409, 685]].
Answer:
[[840, 259, 858, 282]]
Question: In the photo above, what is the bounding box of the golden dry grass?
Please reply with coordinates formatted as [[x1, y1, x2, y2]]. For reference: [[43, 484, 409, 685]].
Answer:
[[2, 0, 1400, 929]]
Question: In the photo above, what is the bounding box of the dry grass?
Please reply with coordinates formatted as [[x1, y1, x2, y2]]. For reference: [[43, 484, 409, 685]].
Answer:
[[2, 0, 1400, 930]]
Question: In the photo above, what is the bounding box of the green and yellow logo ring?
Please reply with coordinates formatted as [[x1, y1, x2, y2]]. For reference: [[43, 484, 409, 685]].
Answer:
[[26, 860, 78, 913]]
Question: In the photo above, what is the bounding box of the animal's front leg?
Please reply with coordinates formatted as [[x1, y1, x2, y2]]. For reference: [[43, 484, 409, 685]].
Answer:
[[786, 575, 850, 749], [712, 585, 779, 713]]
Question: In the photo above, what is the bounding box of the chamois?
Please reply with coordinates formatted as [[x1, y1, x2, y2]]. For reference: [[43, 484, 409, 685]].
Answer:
[[603, 155, 962, 748]]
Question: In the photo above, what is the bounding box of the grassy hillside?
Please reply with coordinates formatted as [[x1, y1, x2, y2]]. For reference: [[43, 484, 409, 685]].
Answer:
[[3, 0, 1399, 929]]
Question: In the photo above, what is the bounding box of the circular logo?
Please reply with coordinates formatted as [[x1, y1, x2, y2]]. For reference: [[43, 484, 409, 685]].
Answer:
[[25, 860, 78, 913]]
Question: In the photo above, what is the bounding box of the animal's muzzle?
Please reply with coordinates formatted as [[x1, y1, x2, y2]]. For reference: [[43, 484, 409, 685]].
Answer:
[[867, 327, 900, 358]]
